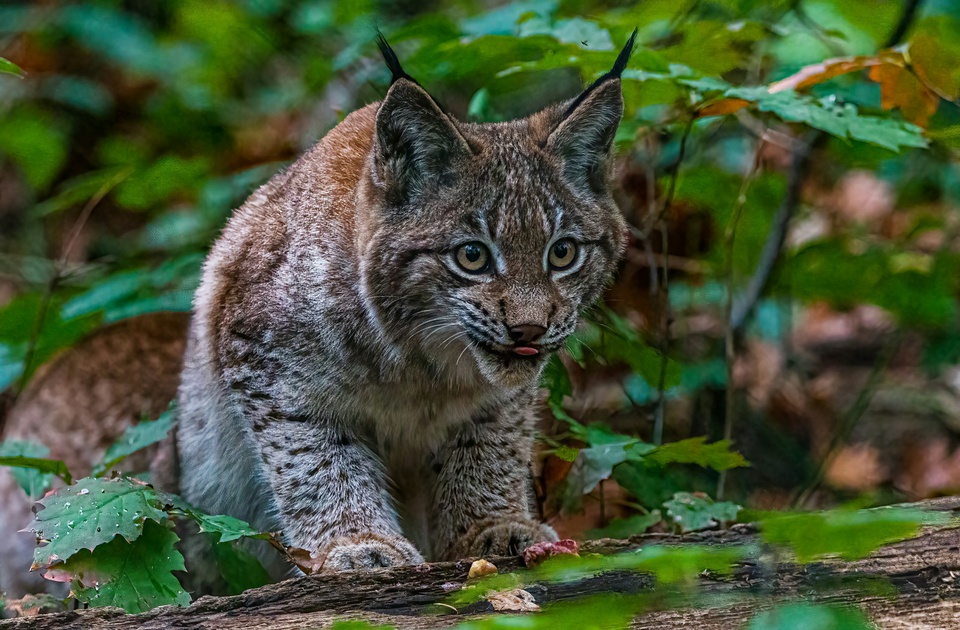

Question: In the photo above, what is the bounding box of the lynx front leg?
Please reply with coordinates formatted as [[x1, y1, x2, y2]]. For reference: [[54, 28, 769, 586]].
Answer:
[[431, 411, 557, 561], [255, 416, 422, 571]]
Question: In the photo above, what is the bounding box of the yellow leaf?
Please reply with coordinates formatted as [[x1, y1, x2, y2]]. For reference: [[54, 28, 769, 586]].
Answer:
[[768, 50, 906, 94], [867, 63, 940, 128], [697, 97, 751, 118]]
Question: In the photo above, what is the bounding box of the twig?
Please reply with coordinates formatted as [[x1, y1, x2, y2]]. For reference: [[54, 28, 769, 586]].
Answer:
[[651, 119, 694, 446], [792, 329, 903, 508], [731, 0, 926, 333], [12, 169, 130, 399], [885, 0, 923, 48], [717, 138, 766, 500], [729, 131, 817, 333]]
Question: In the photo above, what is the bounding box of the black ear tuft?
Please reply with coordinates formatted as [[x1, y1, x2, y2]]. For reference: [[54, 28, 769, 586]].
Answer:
[[609, 28, 638, 80], [376, 29, 417, 85], [563, 28, 637, 118]]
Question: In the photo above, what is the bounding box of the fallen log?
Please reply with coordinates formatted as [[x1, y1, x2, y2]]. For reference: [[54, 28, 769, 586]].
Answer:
[[4, 497, 960, 629]]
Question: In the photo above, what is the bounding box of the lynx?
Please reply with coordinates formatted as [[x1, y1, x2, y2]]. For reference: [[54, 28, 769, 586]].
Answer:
[[175, 32, 633, 576]]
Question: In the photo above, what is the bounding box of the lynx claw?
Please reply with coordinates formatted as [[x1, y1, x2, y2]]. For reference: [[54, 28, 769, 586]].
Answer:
[[316, 533, 423, 573], [458, 519, 558, 559]]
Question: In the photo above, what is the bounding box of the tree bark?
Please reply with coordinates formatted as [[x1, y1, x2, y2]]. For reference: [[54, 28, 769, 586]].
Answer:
[[4, 497, 960, 629]]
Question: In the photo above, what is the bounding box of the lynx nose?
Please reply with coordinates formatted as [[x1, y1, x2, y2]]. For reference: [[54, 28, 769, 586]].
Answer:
[[508, 324, 547, 345]]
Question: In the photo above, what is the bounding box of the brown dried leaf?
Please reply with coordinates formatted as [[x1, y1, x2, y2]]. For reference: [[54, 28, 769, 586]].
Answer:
[[897, 438, 960, 498], [275, 543, 325, 575], [698, 97, 751, 117], [486, 588, 540, 612], [825, 444, 887, 491]]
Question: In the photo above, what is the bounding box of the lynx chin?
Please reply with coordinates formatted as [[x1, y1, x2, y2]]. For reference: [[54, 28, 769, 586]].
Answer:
[[175, 30, 634, 580]]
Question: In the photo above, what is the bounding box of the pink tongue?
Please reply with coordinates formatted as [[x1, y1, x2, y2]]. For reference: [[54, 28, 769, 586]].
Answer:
[[512, 346, 539, 356]]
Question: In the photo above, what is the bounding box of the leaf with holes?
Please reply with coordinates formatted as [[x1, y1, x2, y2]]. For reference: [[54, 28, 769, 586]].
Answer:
[[44, 519, 190, 613], [28, 477, 166, 569]]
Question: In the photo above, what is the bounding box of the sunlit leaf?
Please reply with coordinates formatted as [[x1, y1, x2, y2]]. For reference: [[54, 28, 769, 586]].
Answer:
[[0, 56, 23, 77], [0, 107, 68, 192], [910, 16, 960, 100], [647, 437, 749, 472], [755, 506, 949, 563]]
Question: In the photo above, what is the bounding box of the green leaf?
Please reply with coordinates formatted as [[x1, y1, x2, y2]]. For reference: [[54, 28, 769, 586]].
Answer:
[[0, 107, 69, 192], [748, 603, 873, 630], [755, 507, 948, 563], [574, 425, 655, 494], [95, 404, 177, 475], [212, 540, 272, 595], [45, 519, 190, 613], [161, 494, 269, 543], [0, 440, 72, 496], [647, 437, 749, 472], [189, 511, 268, 543], [0, 57, 23, 77], [552, 445, 580, 462], [29, 477, 166, 569], [664, 492, 742, 533], [114, 155, 210, 210], [542, 354, 572, 409], [727, 88, 929, 152], [517, 17, 614, 50], [0, 292, 101, 389], [586, 511, 662, 540]]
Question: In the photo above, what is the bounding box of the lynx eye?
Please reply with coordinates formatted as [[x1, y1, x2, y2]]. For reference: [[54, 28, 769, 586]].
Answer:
[[455, 242, 490, 274], [548, 239, 578, 270]]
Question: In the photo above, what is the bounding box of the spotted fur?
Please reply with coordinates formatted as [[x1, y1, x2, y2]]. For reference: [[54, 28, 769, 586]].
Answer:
[[176, 37, 630, 580]]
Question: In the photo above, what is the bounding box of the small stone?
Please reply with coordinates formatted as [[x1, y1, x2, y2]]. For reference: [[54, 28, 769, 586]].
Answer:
[[468, 558, 498, 579]]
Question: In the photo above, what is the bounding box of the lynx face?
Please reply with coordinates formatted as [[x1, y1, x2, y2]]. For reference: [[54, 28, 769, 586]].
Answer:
[[361, 72, 627, 388]]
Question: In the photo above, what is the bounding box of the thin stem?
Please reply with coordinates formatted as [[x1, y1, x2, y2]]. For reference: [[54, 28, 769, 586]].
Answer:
[[12, 168, 130, 398], [717, 138, 766, 500], [651, 119, 694, 446], [792, 329, 903, 509]]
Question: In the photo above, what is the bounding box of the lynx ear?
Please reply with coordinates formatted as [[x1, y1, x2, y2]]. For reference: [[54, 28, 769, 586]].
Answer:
[[373, 34, 471, 204], [546, 29, 637, 195]]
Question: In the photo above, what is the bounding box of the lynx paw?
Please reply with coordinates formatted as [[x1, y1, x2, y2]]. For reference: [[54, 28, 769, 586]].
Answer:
[[320, 533, 423, 572], [456, 519, 558, 559]]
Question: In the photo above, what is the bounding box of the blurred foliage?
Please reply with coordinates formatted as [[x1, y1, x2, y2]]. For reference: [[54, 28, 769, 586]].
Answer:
[[2, 0, 960, 624]]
